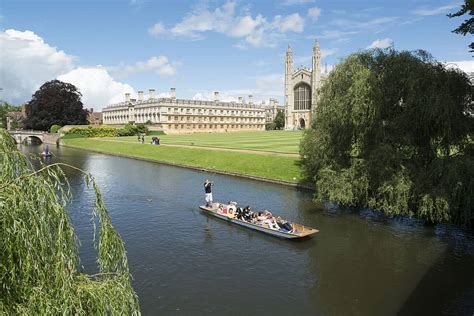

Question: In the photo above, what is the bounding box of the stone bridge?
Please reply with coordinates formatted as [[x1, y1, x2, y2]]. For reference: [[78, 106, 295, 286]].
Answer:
[[8, 130, 60, 144]]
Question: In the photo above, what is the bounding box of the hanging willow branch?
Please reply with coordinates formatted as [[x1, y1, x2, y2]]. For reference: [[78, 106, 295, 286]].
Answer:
[[0, 129, 140, 314]]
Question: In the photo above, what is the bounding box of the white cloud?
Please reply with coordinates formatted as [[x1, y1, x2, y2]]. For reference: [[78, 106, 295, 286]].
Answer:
[[192, 73, 284, 104], [367, 38, 393, 49], [109, 56, 178, 78], [0, 29, 75, 104], [230, 15, 265, 37], [412, 4, 458, 16], [331, 16, 398, 29], [273, 13, 305, 33], [445, 60, 474, 73], [149, 1, 305, 48], [281, 0, 315, 5], [319, 30, 359, 39], [58, 67, 136, 110], [294, 48, 338, 64], [148, 22, 166, 36], [0, 28, 176, 110], [321, 48, 338, 58], [307, 7, 321, 21]]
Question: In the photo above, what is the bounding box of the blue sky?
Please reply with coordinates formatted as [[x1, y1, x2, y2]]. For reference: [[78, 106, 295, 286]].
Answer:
[[1, 0, 472, 110]]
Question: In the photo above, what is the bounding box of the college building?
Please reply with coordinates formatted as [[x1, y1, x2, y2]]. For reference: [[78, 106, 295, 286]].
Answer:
[[102, 89, 267, 133], [284, 39, 328, 129]]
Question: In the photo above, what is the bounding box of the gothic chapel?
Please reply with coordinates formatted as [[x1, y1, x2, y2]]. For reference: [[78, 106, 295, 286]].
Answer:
[[284, 40, 327, 129]]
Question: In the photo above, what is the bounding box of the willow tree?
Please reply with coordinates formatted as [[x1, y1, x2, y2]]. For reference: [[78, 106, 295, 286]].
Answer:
[[301, 49, 473, 226], [0, 129, 140, 314]]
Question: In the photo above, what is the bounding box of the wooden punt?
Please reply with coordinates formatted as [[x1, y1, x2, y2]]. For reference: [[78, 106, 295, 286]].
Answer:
[[199, 202, 319, 239]]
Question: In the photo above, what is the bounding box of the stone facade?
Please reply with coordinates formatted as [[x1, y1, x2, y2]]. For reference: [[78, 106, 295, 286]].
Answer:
[[102, 89, 266, 134], [284, 40, 327, 130], [264, 98, 284, 123], [87, 108, 103, 125]]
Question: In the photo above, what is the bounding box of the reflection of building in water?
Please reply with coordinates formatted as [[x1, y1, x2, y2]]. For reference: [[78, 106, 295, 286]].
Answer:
[[102, 89, 266, 134], [284, 39, 328, 130]]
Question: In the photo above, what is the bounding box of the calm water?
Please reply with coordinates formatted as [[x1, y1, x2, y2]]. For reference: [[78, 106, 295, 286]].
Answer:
[[20, 144, 474, 315]]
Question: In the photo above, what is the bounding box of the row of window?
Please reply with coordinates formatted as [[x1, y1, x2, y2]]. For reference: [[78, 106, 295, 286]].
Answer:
[[171, 116, 263, 123], [169, 124, 263, 130], [166, 107, 262, 116]]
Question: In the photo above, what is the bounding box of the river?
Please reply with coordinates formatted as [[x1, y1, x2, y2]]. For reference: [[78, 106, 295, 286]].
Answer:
[[20, 144, 474, 315]]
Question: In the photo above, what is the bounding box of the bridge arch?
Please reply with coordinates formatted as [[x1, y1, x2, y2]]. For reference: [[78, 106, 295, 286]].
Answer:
[[24, 135, 43, 144]]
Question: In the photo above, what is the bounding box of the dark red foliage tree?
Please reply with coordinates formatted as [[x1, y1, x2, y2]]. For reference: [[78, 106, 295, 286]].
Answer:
[[23, 80, 88, 131]]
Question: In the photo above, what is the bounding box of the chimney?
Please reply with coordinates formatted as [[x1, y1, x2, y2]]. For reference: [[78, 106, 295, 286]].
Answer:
[[269, 98, 275, 106], [170, 87, 176, 100], [214, 91, 220, 102], [138, 91, 144, 101], [90, 107, 93, 113], [248, 95, 253, 104], [125, 93, 131, 102], [149, 89, 156, 99], [238, 96, 243, 104]]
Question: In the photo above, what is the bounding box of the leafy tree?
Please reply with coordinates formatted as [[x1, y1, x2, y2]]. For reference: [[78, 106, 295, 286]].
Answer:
[[0, 129, 140, 314], [0, 101, 21, 129], [116, 123, 149, 136], [265, 122, 276, 130], [301, 49, 473, 226], [50, 124, 62, 133], [23, 80, 88, 131], [274, 110, 285, 130], [448, 0, 474, 53]]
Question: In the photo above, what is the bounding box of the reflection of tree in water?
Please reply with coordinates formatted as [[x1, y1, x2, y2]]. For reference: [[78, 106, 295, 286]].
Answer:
[[296, 200, 473, 315]]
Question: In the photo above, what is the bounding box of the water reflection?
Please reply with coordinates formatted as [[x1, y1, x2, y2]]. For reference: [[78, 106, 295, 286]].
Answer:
[[19, 144, 474, 315]]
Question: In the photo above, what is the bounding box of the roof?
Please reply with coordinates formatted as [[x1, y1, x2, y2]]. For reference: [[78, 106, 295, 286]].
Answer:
[[6, 112, 25, 119]]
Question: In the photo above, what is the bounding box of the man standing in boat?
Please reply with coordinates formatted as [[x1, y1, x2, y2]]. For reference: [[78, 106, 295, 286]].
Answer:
[[204, 179, 214, 207]]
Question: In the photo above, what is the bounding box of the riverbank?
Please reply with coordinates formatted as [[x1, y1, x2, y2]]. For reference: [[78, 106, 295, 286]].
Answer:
[[61, 138, 309, 188]]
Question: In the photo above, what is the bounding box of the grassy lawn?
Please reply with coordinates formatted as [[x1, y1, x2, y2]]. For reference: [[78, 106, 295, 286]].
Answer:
[[103, 131, 303, 154], [63, 137, 303, 183]]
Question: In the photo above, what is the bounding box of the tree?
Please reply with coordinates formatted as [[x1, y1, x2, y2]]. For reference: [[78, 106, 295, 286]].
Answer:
[[0, 101, 21, 129], [274, 110, 285, 130], [23, 80, 88, 131], [0, 129, 140, 314], [301, 49, 473, 226], [448, 0, 474, 53]]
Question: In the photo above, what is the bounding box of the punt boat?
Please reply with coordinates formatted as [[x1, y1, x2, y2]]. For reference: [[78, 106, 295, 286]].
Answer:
[[199, 202, 319, 239]]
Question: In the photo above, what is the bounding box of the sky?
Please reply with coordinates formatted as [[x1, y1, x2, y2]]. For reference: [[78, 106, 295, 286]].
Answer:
[[1, 0, 472, 110]]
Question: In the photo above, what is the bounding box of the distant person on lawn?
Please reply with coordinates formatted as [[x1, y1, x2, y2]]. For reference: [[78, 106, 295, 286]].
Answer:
[[204, 179, 214, 207]]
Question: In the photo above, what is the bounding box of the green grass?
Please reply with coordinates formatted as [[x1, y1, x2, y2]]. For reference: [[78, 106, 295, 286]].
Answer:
[[63, 137, 303, 183], [147, 130, 166, 136], [60, 133, 86, 139], [105, 131, 303, 154]]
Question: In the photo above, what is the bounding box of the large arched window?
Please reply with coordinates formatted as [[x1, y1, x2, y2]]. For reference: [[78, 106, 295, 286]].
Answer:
[[294, 83, 311, 110]]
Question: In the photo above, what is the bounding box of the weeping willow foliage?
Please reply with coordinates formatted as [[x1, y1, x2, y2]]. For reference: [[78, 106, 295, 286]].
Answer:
[[301, 49, 474, 226], [0, 129, 140, 314]]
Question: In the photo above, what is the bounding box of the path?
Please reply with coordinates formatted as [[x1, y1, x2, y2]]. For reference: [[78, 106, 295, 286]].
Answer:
[[93, 138, 300, 157]]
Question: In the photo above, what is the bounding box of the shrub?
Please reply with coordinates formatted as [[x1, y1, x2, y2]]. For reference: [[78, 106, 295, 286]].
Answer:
[[148, 130, 165, 136], [50, 124, 62, 133], [116, 123, 149, 137], [265, 122, 276, 130], [66, 126, 117, 137]]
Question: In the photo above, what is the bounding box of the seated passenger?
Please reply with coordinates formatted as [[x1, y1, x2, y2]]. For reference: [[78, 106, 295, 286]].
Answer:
[[263, 218, 279, 230], [257, 212, 266, 223], [276, 216, 293, 231], [236, 207, 243, 220]]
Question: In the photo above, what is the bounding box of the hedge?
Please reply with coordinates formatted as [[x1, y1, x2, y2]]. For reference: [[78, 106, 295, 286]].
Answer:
[[66, 126, 117, 137]]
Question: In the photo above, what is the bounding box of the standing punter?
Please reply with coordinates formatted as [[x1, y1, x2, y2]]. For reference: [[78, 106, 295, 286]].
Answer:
[[204, 179, 214, 207]]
